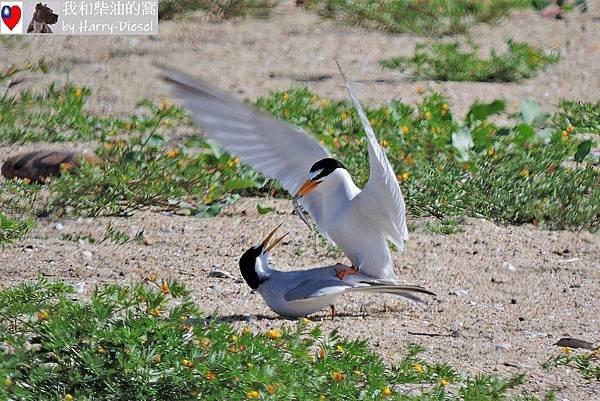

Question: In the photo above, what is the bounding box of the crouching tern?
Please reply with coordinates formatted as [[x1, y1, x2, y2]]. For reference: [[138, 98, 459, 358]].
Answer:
[[239, 225, 435, 319], [162, 62, 408, 283]]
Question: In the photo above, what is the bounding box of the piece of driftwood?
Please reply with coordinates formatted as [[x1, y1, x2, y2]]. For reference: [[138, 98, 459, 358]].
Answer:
[[1, 150, 102, 182]]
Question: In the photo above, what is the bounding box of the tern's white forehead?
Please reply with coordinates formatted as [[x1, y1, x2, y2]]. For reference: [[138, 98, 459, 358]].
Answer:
[[308, 169, 323, 180]]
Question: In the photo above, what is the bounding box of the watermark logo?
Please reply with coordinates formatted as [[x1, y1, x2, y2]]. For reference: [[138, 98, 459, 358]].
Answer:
[[1, 2, 23, 34]]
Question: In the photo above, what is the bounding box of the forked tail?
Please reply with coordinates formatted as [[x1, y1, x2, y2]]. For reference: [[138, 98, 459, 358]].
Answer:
[[347, 283, 436, 303]]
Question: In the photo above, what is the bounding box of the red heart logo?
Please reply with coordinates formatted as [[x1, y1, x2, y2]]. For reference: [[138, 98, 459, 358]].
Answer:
[[2, 5, 21, 30]]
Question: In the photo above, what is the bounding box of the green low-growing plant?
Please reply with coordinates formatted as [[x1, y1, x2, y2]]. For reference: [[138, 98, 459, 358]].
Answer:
[[1, 68, 597, 229], [61, 224, 145, 245], [425, 218, 463, 235], [0, 96, 267, 217], [0, 211, 32, 247], [254, 89, 599, 230], [542, 347, 600, 381], [0, 279, 552, 400], [380, 40, 559, 82], [0, 82, 109, 143], [553, 100, 600, 134], [305, 0, 529, 36], [158, 0, 276, 20]]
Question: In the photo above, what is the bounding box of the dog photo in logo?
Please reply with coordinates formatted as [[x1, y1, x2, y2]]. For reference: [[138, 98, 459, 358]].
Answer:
[[27, 2, 58, 33], [1, 1, 23, 34]]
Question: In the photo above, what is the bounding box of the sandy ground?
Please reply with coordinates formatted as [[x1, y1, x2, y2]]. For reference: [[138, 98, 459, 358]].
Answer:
[[1, 1, 600, 399], [0, 200, 598, 399]]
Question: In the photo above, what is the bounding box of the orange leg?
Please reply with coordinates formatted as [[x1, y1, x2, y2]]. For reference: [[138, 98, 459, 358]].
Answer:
[[336, 265, 359, 280]]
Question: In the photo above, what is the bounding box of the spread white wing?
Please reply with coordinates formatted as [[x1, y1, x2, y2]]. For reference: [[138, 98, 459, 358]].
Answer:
[[161, 68, 329, 221], [337, 62, 409, 251]]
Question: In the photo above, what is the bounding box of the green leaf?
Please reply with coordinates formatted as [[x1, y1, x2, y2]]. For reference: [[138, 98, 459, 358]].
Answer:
[[574, 139, 592, 163], [466, 100, 506, 125], [224, 178, 261, 192], [514, 123, 536, 145], [206, 139, 224, 158], [521, 99, 550, 127], [496, 127, 510, 136], [191, 204, 221, 217], [257, 203, 275, 215]]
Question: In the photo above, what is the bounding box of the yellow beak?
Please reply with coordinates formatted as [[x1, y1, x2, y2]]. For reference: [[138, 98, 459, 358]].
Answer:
[[295, 179, 322, 197], [261, 224, 289, 253]]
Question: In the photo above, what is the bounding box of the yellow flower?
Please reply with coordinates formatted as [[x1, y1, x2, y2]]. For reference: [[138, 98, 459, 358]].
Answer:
[[199, 337, 210, 348], [265, 329, 282, 339], [311, 95, 319, 104], [242, 326, 252, 335], [566, 125, 574, 133], [229, 345, 245, 353], [148, 273, 157, 282], [247, 362, 254, 368], [383, 107, 390, 116], [60, 162, 73, 171], [562, 346, 572, 355], [161, 282, 170, 294], [301, 317, 311, 324], [282, 92, 289, 101], [4, 377, 13, 386], [267, 384, 278, 394], [181, 358, 193, 368], [423, 111, 432, 120], [336, 344, 345, 353], [331, 371, 345, 381], [64, 394, 74, 401], [416, 85, 426, 95], [22, 177, 31, 185], [148, 307, 160, 317], [320, 98, 330, 108], [166, 148, 180, 159], [126, 122, 133, 131], [226, 158, 240, 168], [160, 98, 170, 110], [520, 168, 529, 177], [413, 363, 424, 373], [36, 310, 50, 320], [398, 172, 410, 182], [205, 371, 216, 381], [441, 103, 449, 112], [340, 112, 349, 120], [401, 126, 410, 134], [327, 127, 335, 134], [487, 147, 495, 157], [404, 154, 414, 165], [380, 139, 389, 148], [383, 386, 392, 396], [246, 390, 260, 399], [97, 346, 106, 353], [153, 354, 161, 363], [370, 118, 377, 126], [74, 88, 83, 98], [319, 396, 326, 401], [439, 378, 449, 387], [561, 130, 569, 140], [230, 335, 239, 342]]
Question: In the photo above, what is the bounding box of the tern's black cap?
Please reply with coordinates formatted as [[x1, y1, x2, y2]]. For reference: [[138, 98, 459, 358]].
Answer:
[[309, 158, 346, 181], [239, 245, 268, 290]]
